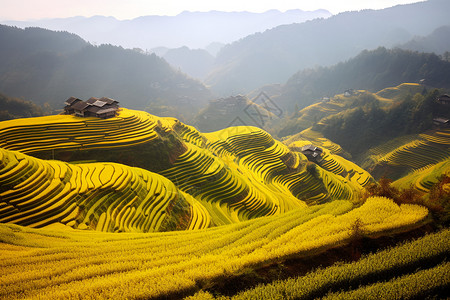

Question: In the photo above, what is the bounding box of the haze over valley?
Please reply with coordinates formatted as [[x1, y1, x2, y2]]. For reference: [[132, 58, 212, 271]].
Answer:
[[0, 0, 449, 299]]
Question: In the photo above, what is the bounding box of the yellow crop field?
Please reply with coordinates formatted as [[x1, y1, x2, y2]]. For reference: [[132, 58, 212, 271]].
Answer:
[[393, 158, 450, 192], [0, 108, 159, 154], [0, 107, 439, 233], [204, 228, 449, 300], [0, 147, 191, 232], [0, 110, 370, 228], [0, 101, 446, 299], [364, 129, 450, 173], [0, 197, 429, 299]]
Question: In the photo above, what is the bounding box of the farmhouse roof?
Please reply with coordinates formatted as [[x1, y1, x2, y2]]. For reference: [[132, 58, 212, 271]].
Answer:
[[437, 94, 450, 102], [71, 101, 90, 111], [96, 108, 119, 114], [301, 144, 323, 153], [99, 97, 119, 105], [65, 97, 82, 106], [433, 117, 450, 124]]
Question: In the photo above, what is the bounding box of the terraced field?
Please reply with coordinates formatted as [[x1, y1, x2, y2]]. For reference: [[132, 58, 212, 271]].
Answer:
[[0, 108, 376, 230], [364, 129, 450, 179], [283, 128, 349, 158], [375, 83, 423, 101], [0, 100, 446, 299], [0, 147, 191, 232], [0, 197, 430, 299], [0, 109, 160, 154], [393, 158, 450, 192], [281, 84, 421, 137]]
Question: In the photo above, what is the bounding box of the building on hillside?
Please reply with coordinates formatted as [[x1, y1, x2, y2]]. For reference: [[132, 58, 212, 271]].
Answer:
[[301, 144, 323, 162], [437, 94, 450, 105], [344, 89, 356, 97], [433, 117, 450, 128], [63, 97, 120, 118]]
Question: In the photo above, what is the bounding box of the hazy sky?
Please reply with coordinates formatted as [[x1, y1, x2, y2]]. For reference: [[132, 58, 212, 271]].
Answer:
[[1, 0, 425, 21]]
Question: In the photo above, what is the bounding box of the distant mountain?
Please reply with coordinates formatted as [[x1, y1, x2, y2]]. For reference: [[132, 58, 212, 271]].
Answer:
[[273, 47, 450, 115], [193, 94, 280, 132], [0, 92, 44, 121], [193, 47, 450, 137], [399, 25, 450, 55], [163, 46, 215, 79], [204, 42, 226, 57], [1, 9, 332, 50], [205, 0, 450, 95], [0, 25, 212, 120]]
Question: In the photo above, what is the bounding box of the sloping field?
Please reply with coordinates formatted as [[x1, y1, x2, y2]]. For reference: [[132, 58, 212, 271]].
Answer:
[[0, 147, 192, 232], [0, 109, 375, 229], [0, 197, 429, 299], [199, 228, 449, 300], [280, 83, 420, 137], [375, 83, 423, 101], [364, 129, 450, 179], [283, 128, 349, 158], [0, 108, 160, 154], [392, 158, 450, 192]]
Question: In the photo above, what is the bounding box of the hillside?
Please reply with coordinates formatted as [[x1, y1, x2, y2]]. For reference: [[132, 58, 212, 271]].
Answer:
[[274, 47, 450, 114], [274, 83, 450, 183], [196, 48, 450, 136], [193, 94, 281, 132], [0, 92, 44, 121], [278, 82, 428, 138], [206, 0, 450, 95], [0, 104, 448, 298], [362, 130, 450, 180], [0, 148, 192, 232], [0, 25, 212, 120], [400, 25, 450, 55], [163, 46, 215, 79], [0, 108, 376, 230]]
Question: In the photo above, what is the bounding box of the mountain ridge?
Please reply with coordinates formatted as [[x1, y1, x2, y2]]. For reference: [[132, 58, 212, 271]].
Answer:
[[1, 9, 332, 50], [206, 0, 450, 95], [0, 25, 212, 120]]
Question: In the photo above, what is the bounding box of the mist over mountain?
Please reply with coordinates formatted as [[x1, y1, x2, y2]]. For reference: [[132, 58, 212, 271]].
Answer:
[[1, 9, 331, 50], [399, 25, 450, 55], [163, 47, 215, 79], [206, 0, 450, 95], [0, 25, 212, 120], [195, 46, 450, 137], [275, 47, 450, 112]]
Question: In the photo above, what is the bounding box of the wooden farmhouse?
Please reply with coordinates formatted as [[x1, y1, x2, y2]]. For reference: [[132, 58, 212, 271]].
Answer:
[[301, 144, 323, 162], [433, 117, 450, 128], [64, 97, 120, 119], [437, 94, 450, 105]]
